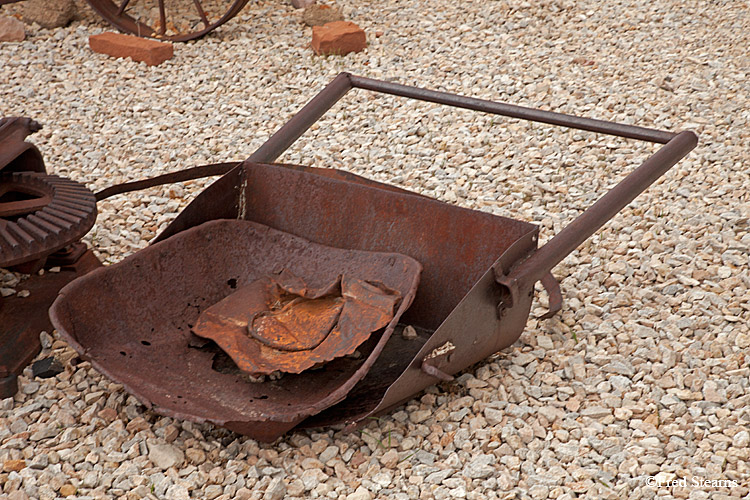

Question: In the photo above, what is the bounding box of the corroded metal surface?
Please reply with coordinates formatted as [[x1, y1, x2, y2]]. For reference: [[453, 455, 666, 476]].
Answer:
[[49, 75, 697, 440], [0, 247, 101, 399], [50, 219, 420, 440], [0, 117, 45, 174], [193, 269, 403, 376], [51, 163, 537, 441], [0, 117, 100, 399]]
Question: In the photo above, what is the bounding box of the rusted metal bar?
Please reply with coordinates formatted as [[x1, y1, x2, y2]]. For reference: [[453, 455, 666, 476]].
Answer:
[[247, 72, 677, 167], [157, 0, 167, 36], [192, 0, 210, 27], [249, 73, 353, 163], [94, 161, 240, 201], [496, 130, 698, 308], [348, 75, 676, 144], [116, 0, 130, 16]]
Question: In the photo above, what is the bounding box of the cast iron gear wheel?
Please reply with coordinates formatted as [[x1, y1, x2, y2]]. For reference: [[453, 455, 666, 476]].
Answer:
[[0, 172, 97, 268]]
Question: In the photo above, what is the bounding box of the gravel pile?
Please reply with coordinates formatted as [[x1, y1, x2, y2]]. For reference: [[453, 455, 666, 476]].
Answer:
[[1, 0, 749, 499]]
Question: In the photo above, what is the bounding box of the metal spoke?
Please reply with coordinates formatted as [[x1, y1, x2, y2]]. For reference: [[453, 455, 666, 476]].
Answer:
[[88, 0, 251, 41], [158, 0, 167, 35], [116, 0, 131, 16], [193, 0, 210, 27]]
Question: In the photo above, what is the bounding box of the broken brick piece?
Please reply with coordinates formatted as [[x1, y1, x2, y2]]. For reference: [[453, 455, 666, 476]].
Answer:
[[311, 21, 366, 56], [89, 32, 173, 66]]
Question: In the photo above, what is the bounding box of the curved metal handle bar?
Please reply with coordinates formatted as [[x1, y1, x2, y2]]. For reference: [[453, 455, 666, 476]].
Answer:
[[495, 130, 698, 307], [94, 161, 241, 201], [249, 72, 678, 164], [248, 73, 698, 308]]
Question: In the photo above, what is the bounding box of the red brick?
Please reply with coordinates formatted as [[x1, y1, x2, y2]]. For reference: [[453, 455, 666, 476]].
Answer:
[[89, 32, 173, 66], [311, 21, 366, 56]]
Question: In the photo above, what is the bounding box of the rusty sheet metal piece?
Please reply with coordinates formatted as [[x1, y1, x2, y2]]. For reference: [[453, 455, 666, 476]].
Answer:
[[0, 117, 45, 175], [50, 219, 420, 441], [0, 246, 101, 398], [193, 269, 402, 376]]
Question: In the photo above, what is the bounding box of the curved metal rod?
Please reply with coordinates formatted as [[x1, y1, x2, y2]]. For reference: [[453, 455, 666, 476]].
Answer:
[[116, 0, 131, 16], [496, 130, 698, 307], [94, 162, 240, 201]]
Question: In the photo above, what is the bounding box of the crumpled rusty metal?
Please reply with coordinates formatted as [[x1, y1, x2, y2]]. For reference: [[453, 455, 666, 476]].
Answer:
[[50, 218, 421, 441], [192, 269, 401, 376]]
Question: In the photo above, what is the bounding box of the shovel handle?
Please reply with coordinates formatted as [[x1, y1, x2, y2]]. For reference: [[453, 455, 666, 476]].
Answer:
[[242, 73, 697, 304], [248, 73, 679, 164], [497, 130, 697, 305]]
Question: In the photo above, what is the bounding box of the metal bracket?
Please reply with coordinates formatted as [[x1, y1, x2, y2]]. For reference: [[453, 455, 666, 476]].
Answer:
[[538, 272, 563, 320], [492, 262, 520, 314], [420, 341, 456, 382], [494, 265, 561, 319]]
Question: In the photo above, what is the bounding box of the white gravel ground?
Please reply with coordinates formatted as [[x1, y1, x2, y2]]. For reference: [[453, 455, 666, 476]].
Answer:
[[1, 1, 749, 499]]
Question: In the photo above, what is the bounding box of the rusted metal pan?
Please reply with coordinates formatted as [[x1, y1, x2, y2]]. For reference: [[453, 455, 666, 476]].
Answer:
[[50, 74, 697, 440], [50, 219, 421, 440]]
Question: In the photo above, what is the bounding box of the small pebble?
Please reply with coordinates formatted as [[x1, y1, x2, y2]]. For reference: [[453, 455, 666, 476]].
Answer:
[[402, 325, 418, 340]]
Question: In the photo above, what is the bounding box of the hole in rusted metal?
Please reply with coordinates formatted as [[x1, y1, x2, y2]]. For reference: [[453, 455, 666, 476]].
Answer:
[[141, 340, 151, 346], [227, 278, 238, 288]]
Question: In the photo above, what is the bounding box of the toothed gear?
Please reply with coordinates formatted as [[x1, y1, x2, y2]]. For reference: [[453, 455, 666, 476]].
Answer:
[[0, 172, 97, 268]]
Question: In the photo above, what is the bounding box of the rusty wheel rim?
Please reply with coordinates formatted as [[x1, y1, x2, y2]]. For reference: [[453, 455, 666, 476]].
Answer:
[[85, 0, 250, 42]]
